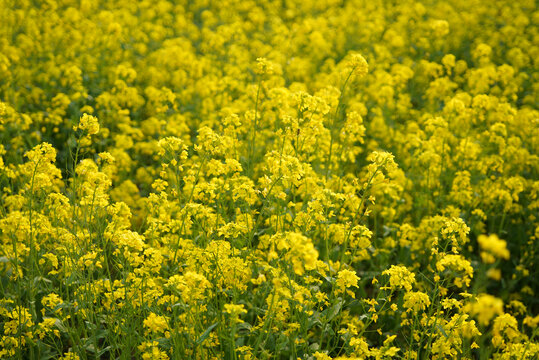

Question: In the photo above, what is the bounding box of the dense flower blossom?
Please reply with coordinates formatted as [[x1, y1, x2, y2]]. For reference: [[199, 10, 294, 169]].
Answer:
[[0, 0, 537, 359]]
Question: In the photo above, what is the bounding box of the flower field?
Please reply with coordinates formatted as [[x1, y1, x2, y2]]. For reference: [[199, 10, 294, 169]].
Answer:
[[0, 0, 538, 359]]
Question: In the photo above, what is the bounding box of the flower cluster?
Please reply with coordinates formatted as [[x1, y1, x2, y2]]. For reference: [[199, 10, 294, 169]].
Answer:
[[0, 0, 537, 359]]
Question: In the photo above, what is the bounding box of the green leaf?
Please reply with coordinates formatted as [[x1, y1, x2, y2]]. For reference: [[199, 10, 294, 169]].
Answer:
[[195, 322, 219, 346], [436, 324, 448, 338], [98, 346, 113, 357], [34, 276, 52, 285], [54, 318, 68, 333], [325, 302, 342, 321]]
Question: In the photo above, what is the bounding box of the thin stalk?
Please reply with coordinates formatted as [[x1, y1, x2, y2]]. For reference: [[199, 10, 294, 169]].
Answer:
[[325, 66, 357, 180], [248, 78, 262, 177]]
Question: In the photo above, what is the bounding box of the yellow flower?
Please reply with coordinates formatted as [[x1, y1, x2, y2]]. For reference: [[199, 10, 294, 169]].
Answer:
[[167, 271, 211, 303], [75, 113, 99, 135], [59, 353, 80, 360], [224, 303, 247, 324], [382, 265, 415, 292], [464, 294, 504, 326], [41, 293, 63, 315], [255, 57, 275, 76], [345, 53, 369, 77], [336, 269, 360, 297], [143, 313, 170, 335], [313, 351, 332, 360], [478, 234, 510, 263], [403, 291, 431, 313], [492, 314, 520, 348], [436, 254, 474, 288], [430, 19, 449, 37], [138, 341, 169, 360]]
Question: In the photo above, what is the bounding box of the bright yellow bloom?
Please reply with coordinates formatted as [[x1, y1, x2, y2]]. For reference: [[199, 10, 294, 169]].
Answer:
[[336, 269, 360, 297], [403, 291, 431, 313], [143, 313, 170, 335], [345, 53, 369, 77], [478, 234, 510, 263], [382, 265, 415, 292]]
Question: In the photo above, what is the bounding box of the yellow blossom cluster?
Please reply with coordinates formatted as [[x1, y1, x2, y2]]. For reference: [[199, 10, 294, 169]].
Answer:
[[0, 0, 538, 359]]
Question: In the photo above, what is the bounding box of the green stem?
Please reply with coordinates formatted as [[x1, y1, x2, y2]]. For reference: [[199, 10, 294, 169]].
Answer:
[[325, 66, 356, 180], [248, 78, 262, 177]]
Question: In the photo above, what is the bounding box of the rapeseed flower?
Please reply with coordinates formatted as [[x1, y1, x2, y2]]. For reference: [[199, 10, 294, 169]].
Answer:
[[0, 0, 537, 358], [478, 234, 510, 263], [143, 313, 170, 335]]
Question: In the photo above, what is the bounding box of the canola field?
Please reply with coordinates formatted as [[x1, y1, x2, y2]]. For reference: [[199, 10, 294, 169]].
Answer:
[[0, 0, 538, 359]]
